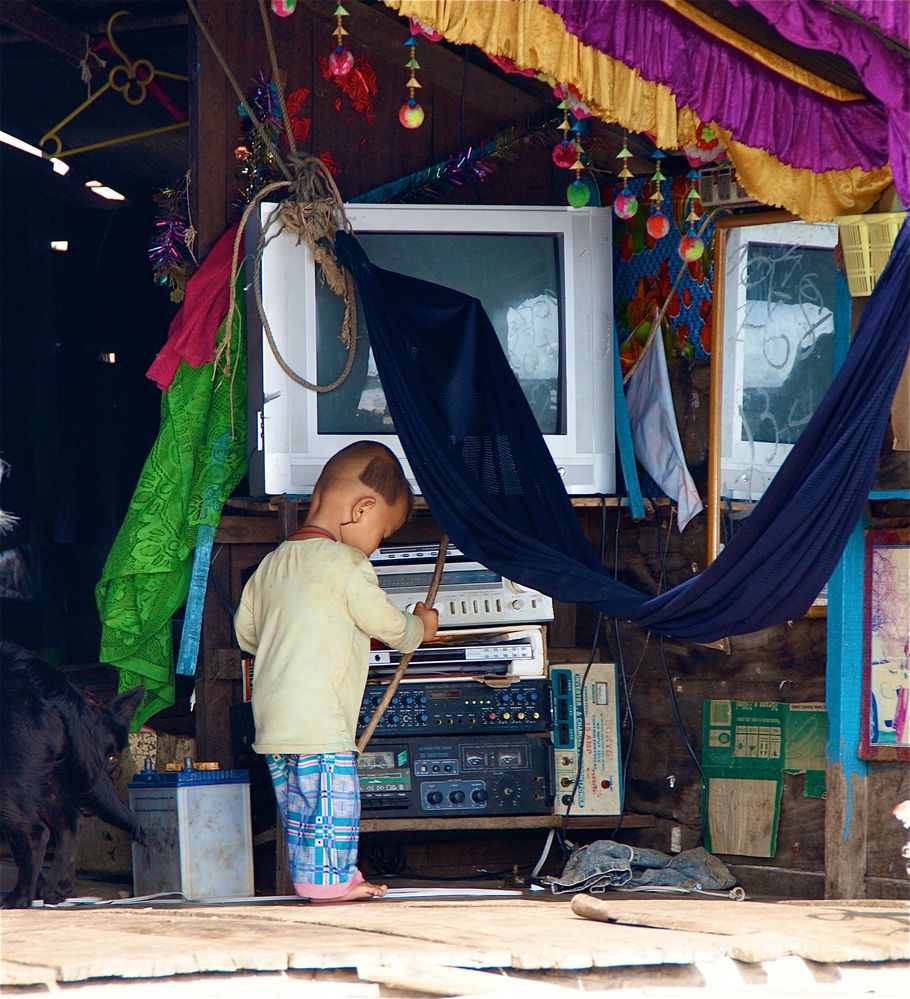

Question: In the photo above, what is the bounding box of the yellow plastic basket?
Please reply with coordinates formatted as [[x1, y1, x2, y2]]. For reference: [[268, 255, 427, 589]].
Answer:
[[836, 211, 906, 297]]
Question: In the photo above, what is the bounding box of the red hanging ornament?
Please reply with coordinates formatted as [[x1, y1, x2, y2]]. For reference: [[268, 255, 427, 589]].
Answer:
[[329, 5, 354, 77]]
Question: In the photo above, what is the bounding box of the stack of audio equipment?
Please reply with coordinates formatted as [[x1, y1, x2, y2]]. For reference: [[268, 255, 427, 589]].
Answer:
[[359, 543, 557, 818]]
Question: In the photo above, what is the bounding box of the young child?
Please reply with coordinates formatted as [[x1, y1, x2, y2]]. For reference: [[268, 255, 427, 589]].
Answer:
[[234, 441, 438, 902]]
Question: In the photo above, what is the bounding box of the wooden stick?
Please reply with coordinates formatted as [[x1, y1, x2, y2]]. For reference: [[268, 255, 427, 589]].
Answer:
[[356, 534, 448, 753]]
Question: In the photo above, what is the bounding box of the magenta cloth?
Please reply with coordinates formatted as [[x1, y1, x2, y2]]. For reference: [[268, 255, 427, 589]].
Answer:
[[540, 0, 889, 174], [146, 225, 239, 391], [833, 0, 910, 43], [735, 0, 909, 207]]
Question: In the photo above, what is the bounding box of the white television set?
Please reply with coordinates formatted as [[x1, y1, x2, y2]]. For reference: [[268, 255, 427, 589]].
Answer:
[[247, 203, 615, 496]]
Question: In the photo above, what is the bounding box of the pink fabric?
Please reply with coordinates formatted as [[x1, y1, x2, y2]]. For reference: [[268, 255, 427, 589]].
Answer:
[[146, 225, 239, 391], [295, 869, 364, 900], [540, 0, 890, 174], [736, 0, 909, 207]]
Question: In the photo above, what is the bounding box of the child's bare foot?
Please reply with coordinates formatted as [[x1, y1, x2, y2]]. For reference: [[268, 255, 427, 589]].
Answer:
[[309, 880, 387, 903]]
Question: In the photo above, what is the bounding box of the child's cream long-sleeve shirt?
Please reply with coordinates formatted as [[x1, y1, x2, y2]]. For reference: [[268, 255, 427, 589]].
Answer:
[[233, 537, 423, 755]]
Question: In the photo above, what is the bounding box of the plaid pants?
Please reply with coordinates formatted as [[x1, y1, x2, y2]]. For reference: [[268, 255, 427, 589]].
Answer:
[[267, 752, 363, 900]]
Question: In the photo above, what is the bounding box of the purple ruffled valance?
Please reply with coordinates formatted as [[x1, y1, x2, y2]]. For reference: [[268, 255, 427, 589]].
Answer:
[[833, 0, 910, 44], [735, 0, 908, 207], [540, 0, 890, 175]]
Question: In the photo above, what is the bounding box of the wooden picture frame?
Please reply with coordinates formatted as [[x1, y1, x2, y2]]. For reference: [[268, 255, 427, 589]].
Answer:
[[860, 527, 910, 761], [706, 211, 847, 617]]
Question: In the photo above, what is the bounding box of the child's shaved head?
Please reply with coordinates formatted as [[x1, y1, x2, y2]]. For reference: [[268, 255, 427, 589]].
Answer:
[[316, 442, 413, 515]]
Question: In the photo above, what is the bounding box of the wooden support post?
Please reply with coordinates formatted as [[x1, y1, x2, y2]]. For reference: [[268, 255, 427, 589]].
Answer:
[[824, 520, 869, 899], [277, 496, 299, 539], [274, 498, 298, 897]]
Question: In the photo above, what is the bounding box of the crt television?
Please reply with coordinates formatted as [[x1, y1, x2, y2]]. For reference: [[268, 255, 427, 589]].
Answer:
[[247, 203, 615, 496]]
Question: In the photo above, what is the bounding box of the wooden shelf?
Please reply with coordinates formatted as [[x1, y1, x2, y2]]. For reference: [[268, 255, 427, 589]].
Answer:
[[360, 813, 655, 834], [223, 495, 671, 515]]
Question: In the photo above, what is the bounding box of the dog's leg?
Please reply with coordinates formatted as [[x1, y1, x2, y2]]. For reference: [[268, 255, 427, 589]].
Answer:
[[84, 779, 147, 845], [2, 818, 49, 908], [38, 809, 81, 905]]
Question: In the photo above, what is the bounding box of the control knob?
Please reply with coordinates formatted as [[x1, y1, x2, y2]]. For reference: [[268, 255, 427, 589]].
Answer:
[[471, 788, 487, 804], [449, 790, 465, 804], [426, 790, 444, 805]]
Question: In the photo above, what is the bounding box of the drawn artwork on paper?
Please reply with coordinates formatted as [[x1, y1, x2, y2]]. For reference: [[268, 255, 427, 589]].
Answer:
[[866, 537, 910, 752]]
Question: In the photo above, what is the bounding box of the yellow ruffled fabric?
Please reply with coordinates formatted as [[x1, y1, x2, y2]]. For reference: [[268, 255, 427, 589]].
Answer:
[[387, 0, 700, 149], [383, 0, 894, 221], [716, 128, 893, 222]]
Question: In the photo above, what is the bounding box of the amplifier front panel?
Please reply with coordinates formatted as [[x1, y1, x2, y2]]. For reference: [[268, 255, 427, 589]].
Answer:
[[360, 735, 554, 818], [357, 678, 552, 737]]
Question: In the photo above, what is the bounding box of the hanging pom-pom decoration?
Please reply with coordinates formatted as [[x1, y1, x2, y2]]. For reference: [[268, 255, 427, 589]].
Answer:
[[566, 149, 591, 207], [555, 83, 590, 206], [399, 31, 425, 128], [647, 207, 671, 240], [271, 0, 297, 16], [678, 168, 705, 261], [567, 178, 591, 208], [552, 140, 576, 169], [566, 106, 590, 206], [646, 148, 670, 239], [552, 88, 576, 170], [328, 5, 354, 77], [613, 135, 638, 220]]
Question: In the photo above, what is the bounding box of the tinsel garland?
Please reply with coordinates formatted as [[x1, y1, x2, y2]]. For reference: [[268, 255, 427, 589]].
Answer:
[[352, 112, 561, 204], [149, 172, 197, 303], [234, 74, 295, 210], [152, 99, 574, 292]]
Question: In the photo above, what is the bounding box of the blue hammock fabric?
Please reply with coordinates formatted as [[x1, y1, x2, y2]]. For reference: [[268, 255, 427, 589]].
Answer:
[[335, 218, 909, 643]]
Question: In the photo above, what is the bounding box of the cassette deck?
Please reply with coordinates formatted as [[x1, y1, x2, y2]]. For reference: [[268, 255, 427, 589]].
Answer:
[[370, 544, 553, 629]]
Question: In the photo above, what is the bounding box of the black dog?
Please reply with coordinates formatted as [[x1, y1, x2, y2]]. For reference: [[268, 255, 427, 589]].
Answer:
[[1, 642, 147, 907]]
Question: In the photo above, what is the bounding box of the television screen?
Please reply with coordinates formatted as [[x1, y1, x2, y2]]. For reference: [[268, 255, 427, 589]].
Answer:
[[315, 231, 564, 436]]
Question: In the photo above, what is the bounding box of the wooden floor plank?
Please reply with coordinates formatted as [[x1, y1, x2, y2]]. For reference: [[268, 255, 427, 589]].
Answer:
[[2, 896, 907, 989]]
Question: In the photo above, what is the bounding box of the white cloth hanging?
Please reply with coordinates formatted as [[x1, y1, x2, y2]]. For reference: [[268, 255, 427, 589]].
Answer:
[[625, 318, 703, 531]]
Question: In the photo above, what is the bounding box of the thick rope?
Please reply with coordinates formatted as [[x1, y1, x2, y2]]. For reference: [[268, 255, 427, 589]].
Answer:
[[186, 0, 292, 183], [188, 0, 358, 399], [258, 0, 298, 161]]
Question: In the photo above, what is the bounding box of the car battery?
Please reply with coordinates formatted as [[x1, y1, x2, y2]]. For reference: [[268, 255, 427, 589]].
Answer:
[[128, 759, 254, 899]]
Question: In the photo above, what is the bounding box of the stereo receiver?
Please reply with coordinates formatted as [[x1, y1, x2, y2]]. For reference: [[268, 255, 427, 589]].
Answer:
[[357, 677, 552, 736]]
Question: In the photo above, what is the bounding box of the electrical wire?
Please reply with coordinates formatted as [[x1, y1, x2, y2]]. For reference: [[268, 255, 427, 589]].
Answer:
[[659, 634, 709, 805], [557, 497, 609, 855], [604, 502, 633, 840], [652, 507, 708, 840], [206, 545, 237, 619]]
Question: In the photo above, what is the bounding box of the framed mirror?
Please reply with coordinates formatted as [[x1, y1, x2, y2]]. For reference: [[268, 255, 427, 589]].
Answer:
[[707, 212, 847, 613]]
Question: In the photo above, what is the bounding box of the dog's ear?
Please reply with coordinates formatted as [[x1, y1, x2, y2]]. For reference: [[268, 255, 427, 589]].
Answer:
[[108, 686, 146, 726]]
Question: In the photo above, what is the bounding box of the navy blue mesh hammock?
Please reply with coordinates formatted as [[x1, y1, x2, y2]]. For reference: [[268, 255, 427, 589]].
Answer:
[[335, 218, 910, 644]]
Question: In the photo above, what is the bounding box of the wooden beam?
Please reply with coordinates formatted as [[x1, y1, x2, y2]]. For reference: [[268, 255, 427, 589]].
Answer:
[[824, 520, 869, 899], [0, 0, 85, 65]]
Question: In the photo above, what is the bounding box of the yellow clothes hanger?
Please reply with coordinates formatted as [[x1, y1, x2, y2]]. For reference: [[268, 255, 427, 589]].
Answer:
[[40, 10, 189, 160]]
